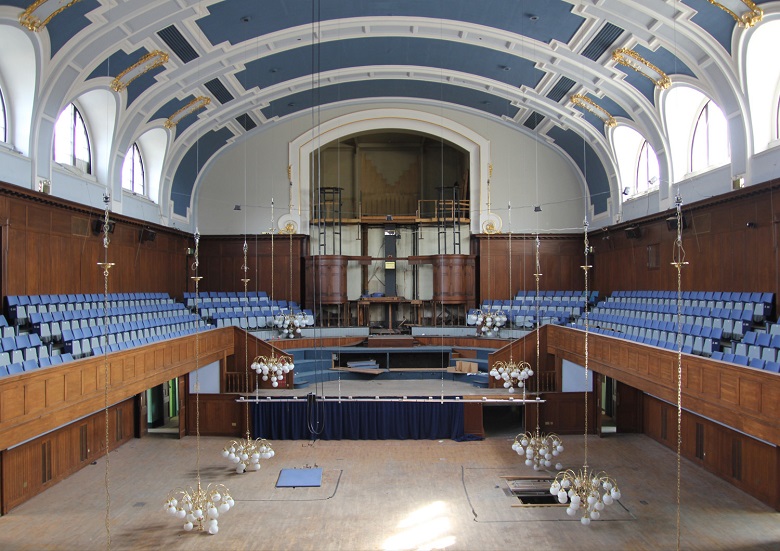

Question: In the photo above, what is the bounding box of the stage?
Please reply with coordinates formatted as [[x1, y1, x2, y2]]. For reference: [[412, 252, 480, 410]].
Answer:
[[243, 378, 535, 442]]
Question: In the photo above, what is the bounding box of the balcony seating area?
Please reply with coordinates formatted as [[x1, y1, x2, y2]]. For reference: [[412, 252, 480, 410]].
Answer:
[[469, 291, 597, 329], [185, 291, 315, 329], [568, 290, 777, 373], [1, 293, 213, 377]]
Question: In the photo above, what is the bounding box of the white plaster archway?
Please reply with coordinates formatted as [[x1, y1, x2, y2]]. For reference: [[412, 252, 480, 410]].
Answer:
[[288, 108, 491, 234]]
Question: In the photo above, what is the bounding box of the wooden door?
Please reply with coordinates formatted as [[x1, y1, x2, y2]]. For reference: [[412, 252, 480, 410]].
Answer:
[[615, 382, 643, 433], [178, 376, 187, 439], [134, 392, 147, 438]]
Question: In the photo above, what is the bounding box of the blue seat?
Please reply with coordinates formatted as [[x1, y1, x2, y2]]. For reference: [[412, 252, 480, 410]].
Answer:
[[22, 359, 38, 372], [733, 355, 749, 366], [1, 336, 16, 351], [7, 362, 23, 375], [764, 361, 780, 373], [748, 357, 765, 370]]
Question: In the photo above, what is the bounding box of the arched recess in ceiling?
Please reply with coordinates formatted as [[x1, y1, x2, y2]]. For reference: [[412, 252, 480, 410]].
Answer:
[[288, 108, 495, 234]]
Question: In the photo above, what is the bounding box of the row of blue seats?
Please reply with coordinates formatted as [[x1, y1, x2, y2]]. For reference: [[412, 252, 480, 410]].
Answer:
[[92, 328, 203, 356], [192, 299, 299, 309], [742, 331, 780, 348], [205, 307, 311, 317], [611, 290, 773, 304], [733, 342, 780, 364], [7, 292, 172, 307], [710, 352, 780, 373], [482, 298, 585, 307], [183, 291, 269, 299], [515, 290, 599, 300], [30, 303, 185, 324], [570, 323, 686, 352], [589, 313, 726, 340], [62, 315, 204, 343], [597, 302, 757, 322], [0, 333, 43, 352], [0, 354, 76, 377]]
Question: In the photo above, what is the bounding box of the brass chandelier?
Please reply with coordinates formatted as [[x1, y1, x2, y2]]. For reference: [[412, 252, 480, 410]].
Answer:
[[549, 220, 621, 525], [512, 236, 564, 471], [165, 230, 234, 534]]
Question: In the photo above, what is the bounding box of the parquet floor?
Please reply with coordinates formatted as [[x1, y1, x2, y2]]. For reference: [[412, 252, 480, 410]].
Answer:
[[0, 429, 778, 550]]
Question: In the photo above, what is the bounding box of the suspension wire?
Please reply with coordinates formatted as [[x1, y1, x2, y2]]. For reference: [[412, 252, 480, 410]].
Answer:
[[672, 192, 687, 550], [582, 219, 591, 474], [192, 230, 203, 485], [98, 192, 114, 551]]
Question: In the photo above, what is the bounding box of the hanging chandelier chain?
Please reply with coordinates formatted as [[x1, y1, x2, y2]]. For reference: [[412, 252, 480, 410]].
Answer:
[[98, 191, 113, 551], [582, 220, 590, 470], [672, 194, 687, 550], [534, 234, 541, 431], [192, 229, 202, 481]]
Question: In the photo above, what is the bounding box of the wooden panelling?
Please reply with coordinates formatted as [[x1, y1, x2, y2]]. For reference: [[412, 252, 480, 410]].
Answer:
[[525, 391, 598, 435], [643, 394, 779, 510], [592, 180, 780, 300], [0, 328, 234, 451], [1, 399, 134, 514], [472, 235, 584, 304], [0, 182, 190, 298], [185, 394, 244, 437], [198, 235, 307, 304], [547, 325, 780, 446]]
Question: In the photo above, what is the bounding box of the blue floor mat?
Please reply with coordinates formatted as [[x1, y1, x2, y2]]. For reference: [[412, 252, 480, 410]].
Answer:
[[276, 468, 323, 487]]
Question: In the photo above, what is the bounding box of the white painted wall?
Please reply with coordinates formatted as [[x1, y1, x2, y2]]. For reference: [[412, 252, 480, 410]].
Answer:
[[561, 359, 593, 393], [188, 360, 221, 394]]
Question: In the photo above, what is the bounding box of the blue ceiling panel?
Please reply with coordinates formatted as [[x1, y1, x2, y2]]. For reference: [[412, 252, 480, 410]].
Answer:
[[88, 48, 166, 106], [171, 127, 235, 216], [546, 126, 610, 214], [616, 44, 695, 104], [3, 0, 101, 57], [236, 37, 544, 93], [150, 95, 201, 139], [262, 79, 519, 120], [197, 0, 583, 48]]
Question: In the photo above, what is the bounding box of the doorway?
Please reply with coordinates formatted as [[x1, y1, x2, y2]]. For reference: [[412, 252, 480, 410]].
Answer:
[[147, 378, 180, 435]]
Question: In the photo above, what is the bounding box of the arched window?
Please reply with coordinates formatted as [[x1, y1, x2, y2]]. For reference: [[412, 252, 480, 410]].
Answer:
[[122, 143, 145, 194], [612, 125, 659, 199], [634, 140, 660, 196], [53, 103, 91, 174], [690, 100, 729, 173], [0, 86, 6, 142]]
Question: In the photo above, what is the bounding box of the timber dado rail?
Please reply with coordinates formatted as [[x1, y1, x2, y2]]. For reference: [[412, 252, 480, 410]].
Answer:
[[0, 327, 235, 451], [547, 325, 780, 446]]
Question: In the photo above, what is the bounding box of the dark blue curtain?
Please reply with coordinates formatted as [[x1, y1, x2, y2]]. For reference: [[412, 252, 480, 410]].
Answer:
[[251, 400, 465, 440]]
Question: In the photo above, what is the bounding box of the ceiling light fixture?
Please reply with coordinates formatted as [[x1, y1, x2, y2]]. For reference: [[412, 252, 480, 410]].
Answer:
[[18, 0, 80, 32], [612, 48, 671, 90], [570, 94, 617, 128], [705, 0, 763, 27], [111, 50, 169, 92], [165, 231, 234, 534], [512, 235, 564, 470], [165, 96, 211, 129], [550, 220, 621, 525]]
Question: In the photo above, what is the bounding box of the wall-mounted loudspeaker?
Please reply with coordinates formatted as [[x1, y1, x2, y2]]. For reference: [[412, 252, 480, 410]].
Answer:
[[624, 226, 641, 239], [92, 219, 115, 235], [666, 215, 688, 231], [140, 228, 157, 243]]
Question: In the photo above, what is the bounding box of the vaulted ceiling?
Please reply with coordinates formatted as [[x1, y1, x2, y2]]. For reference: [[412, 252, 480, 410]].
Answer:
[[0, 0, 771, 225]]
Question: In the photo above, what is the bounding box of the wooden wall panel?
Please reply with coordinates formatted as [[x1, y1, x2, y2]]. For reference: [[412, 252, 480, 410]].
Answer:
[[592, 180, 780, 299], [0, 183, 191, 299], [547, 325, 780, 445], [643, 394, 779, 510], [198, 236, 307, 303], [0, 399, 135, 514], [185, 394, 244, 437], [0, 328, 234, 451], [473, 235, 584, 304]]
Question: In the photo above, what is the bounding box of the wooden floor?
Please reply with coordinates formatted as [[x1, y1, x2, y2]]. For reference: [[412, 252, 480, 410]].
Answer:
[[0, 425, 778, 550]]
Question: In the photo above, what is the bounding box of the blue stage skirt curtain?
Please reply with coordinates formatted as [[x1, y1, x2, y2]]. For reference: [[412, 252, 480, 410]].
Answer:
[[251, 400, 465, 440]]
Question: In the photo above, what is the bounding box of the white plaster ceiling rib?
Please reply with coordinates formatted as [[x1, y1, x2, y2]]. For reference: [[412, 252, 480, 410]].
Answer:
[[572, 0, 752, 170]]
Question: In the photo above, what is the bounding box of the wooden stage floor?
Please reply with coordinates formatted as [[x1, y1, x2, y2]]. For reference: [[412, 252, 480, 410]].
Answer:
[[0, 430, 777, 550]]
